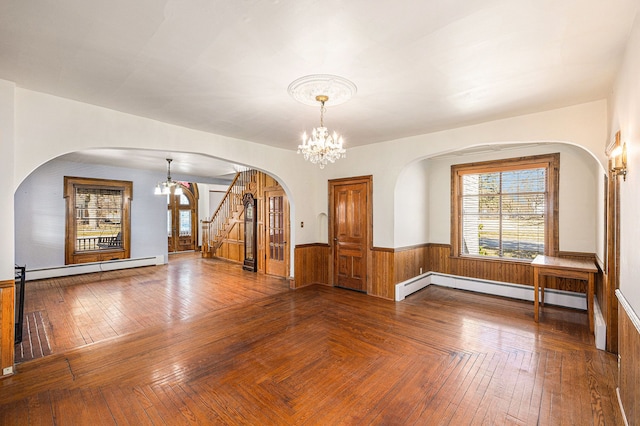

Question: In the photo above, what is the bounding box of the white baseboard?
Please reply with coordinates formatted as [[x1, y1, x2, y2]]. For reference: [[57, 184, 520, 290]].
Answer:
[[24, 255, 165, 281], [396, 271, 586, 310], [593, 296, 606, 350], [395, 273, 432, 301]]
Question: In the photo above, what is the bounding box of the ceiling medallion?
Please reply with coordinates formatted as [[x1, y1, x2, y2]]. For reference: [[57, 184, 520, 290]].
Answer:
[[288, 74, 357, 107], [288, 75, 356, 168]]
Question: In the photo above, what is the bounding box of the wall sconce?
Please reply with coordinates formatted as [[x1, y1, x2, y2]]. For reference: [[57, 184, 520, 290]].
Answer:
[[610, 142, 628, 181]]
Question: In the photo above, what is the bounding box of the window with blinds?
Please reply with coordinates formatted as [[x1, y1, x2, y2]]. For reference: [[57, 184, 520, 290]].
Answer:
[[64, 176, 132, 264], [451, 153, 559, 261], [74, 187, 123, 251]]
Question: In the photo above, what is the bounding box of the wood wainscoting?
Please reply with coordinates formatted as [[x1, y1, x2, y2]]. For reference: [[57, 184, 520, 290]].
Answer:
[[429, 245, 599, 294], [297, 242, 601, 304], [293, 244, 330, 289], [368, 244, 600, 301], [0, 279, 14, 376], [372, 245, 430, 300], [617, 290, 640, 425]]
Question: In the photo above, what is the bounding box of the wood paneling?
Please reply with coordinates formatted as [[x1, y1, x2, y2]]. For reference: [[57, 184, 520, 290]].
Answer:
[[212, 171, 290, 278], [394, 244, 429, 283], [293, 244, 330, 288], [371, 245, 429, 300], [365, 243, 601, 302], [371, 248, 394, 299], [618, 297, 640, 425], [0, 279, 14, 376], [606, 152, 621, 353]]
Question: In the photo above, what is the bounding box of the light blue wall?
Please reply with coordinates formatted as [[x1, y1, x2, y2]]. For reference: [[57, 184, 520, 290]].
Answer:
[[14, 159, 212, 270]]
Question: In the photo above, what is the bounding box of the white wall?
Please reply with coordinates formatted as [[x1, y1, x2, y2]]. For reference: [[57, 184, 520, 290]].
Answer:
[[394, 159, 430, 247], [424, 143, 601, 254], [318, 101, 607, 248], [196, 183, 228, 247], [11, 89, 315, 252], [8, 85, 608, 272], [207, 184, 228, 216], [0, 80, 15, 280], [610, 12, 640, 315]]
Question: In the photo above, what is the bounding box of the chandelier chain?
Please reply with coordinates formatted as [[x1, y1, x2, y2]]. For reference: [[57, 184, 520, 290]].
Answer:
[[319, 101, 325, 128]]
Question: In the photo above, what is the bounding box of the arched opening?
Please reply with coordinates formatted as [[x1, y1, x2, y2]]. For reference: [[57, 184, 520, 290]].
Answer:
[[12, 149, 295, 364]]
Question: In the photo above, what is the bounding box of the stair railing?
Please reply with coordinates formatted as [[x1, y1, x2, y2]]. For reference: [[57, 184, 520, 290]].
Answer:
[[202, 169, 256, 257]]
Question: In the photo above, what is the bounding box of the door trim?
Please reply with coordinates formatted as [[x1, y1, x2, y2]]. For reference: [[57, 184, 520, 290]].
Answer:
[[168, 183, 198, 253], [328, 175, 373, 293], [264, 189, 290, 278]]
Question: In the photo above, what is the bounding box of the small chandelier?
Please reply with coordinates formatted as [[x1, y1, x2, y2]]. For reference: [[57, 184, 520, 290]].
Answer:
[[298, 95, 346, 169], [288, 74, 356, 169], [154, 158, 183, 196]]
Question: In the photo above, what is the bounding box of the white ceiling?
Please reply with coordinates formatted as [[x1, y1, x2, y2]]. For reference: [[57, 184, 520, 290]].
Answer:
[[1, 0, 638, 178], [62, 149, 240, 183]]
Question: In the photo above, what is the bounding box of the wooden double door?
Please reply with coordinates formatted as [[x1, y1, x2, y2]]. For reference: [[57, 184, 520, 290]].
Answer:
[[167, 184, 198, 253], [329, 176, 372, 293]]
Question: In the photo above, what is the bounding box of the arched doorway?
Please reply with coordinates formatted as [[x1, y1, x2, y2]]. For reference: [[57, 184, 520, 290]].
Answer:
[[168, 183, 199, 253]]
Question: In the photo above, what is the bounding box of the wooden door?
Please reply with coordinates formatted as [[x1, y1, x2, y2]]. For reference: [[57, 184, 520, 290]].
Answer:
[[330, 177, 371, 293], [265, 189, 289, 277], [168, 184, 198, 253]]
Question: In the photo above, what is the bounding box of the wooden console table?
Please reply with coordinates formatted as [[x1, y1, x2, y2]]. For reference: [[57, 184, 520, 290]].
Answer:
[[531, 255, 598, 332]]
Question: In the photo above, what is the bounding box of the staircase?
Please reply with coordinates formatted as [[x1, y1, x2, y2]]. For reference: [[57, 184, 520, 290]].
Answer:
[[202, 169, 256, 258]]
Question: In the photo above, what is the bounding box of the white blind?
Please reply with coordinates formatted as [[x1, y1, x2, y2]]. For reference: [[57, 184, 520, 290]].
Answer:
[[461, 167, 546, 260]]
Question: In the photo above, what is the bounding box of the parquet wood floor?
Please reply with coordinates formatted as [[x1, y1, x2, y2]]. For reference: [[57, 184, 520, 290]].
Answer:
[[1, 253, 622, 424]]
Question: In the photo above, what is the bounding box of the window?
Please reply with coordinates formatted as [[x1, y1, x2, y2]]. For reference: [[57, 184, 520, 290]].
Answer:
[[64, 177, 132, 264], [451, 153, 559, 261]]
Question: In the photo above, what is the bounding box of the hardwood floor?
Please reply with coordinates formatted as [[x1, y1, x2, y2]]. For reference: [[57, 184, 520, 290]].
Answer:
[[14, 252, 290, 361], [1, 253, 622, 425]]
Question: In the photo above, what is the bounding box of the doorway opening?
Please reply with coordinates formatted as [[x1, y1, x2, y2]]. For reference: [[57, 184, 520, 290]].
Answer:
[[168, 183, 199, 253]]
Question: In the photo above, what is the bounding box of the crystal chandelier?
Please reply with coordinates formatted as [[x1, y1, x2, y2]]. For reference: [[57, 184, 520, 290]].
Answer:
[[288, 74, 356, 169], [297, 95, 346, 169], [154, 158, 183, 196]]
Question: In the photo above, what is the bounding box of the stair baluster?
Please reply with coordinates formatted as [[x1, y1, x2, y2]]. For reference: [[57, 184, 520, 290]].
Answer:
[[202, 169, 256, 257]]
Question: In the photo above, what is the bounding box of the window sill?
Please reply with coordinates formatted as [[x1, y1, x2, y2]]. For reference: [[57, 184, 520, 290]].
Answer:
[[451, 254, 534, 265]]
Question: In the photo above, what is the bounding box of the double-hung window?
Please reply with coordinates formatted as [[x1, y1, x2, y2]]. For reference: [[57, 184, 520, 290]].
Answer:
[[64, 176, 132, 264], [451, 153, 559, 261]]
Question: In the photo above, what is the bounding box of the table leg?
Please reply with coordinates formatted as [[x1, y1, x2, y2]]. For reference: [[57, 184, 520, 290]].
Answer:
[[588, 272, 594, 332], [534, 268, 539, 323]]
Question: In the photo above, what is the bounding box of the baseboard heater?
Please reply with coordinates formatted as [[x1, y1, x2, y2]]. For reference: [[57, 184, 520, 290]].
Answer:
[[24, 255, 165, 281], [396, 271, 606, 350]]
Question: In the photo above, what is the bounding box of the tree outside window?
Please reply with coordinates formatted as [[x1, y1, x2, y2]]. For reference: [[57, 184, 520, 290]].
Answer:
[[451, 154, 559, 261]]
